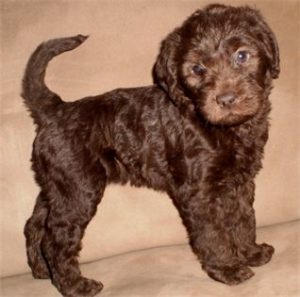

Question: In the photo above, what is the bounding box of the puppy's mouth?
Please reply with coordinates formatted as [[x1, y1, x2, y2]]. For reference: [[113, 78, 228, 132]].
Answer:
[[199, 95, 260, 126]]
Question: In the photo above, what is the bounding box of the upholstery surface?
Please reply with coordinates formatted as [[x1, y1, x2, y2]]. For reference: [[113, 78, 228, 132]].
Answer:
[[0, 1, 299, 294]]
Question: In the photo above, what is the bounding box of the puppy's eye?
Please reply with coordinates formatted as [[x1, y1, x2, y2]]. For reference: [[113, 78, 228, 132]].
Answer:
[[235, 50, 250, 64], [192, 64, 206, 75]]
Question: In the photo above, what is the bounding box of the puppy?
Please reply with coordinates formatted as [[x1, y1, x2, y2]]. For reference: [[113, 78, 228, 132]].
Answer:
[[23, 4, 279, 297]]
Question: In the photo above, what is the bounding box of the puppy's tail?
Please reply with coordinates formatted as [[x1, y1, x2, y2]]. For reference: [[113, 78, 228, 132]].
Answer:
[[21, 34, 88, 125]]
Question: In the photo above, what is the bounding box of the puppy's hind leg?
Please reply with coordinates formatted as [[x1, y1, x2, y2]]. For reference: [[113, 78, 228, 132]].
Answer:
[[24, 191, 50, 279], [42, 157, 106, 297]]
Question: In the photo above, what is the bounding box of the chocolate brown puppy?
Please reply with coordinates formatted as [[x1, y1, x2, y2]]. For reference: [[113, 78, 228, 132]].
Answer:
[[23, 4, 279, 296]]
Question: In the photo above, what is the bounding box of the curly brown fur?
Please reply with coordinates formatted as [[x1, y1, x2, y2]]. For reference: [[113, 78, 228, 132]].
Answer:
[[23, 4, 279, 296]]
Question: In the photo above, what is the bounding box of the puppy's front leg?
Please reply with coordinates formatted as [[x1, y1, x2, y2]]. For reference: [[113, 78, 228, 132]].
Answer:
[[233, 181, 274, 267], [172, 189, 254, 285]]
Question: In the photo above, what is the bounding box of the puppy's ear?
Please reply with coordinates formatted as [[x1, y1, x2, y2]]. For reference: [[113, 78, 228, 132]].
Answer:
[[264, 28, 280, 79], [153, 29, 194, 113], [153, 30, 179, 93], [247, 8, 280, 79]]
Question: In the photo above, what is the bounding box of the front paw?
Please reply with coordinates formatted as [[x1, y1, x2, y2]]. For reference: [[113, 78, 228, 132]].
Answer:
[[246, 243, 274, 267], [203, 264, 254, 285]]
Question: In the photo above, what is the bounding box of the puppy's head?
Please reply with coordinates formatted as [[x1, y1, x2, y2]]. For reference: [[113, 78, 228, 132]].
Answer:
[[154, 4, 279, 125]]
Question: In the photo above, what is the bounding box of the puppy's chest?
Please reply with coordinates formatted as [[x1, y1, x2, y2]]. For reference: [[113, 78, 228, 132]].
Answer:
[[175, 126, 262, 184]]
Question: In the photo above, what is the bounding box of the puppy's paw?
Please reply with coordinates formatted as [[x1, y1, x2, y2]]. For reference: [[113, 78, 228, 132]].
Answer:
[[203, 264, 254, 285], [64, 277, 103, 297], [246, 243, 274, 267]]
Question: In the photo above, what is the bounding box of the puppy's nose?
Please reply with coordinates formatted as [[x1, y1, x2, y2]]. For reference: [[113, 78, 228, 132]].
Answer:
[[216, 92, 236, 106]]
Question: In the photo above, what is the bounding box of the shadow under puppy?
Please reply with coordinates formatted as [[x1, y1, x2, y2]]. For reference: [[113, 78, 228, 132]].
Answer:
[[23, 4, 279, 297]]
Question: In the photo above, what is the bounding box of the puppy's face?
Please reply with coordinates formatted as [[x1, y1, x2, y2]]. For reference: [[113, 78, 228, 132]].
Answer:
[[155, 4, 280, 125], [180, 29, 270, 125]]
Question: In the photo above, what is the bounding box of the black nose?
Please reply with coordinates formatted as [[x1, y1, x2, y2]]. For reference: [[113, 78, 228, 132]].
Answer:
[[216, 92, 236, 106]]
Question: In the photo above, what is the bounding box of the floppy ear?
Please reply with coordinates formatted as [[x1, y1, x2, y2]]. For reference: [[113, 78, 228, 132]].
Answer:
[[153, 29, 194, 113], [247, 8, 280, 79], [153, 30, 179, 94], [264, 28, 280, 79]]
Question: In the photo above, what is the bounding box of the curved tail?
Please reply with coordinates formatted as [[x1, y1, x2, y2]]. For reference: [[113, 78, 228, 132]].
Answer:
[[21, 34, 88, 125]]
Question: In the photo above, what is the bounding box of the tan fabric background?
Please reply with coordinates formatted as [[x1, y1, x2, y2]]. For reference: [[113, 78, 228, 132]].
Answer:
[[1, 0, 299, 278]]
